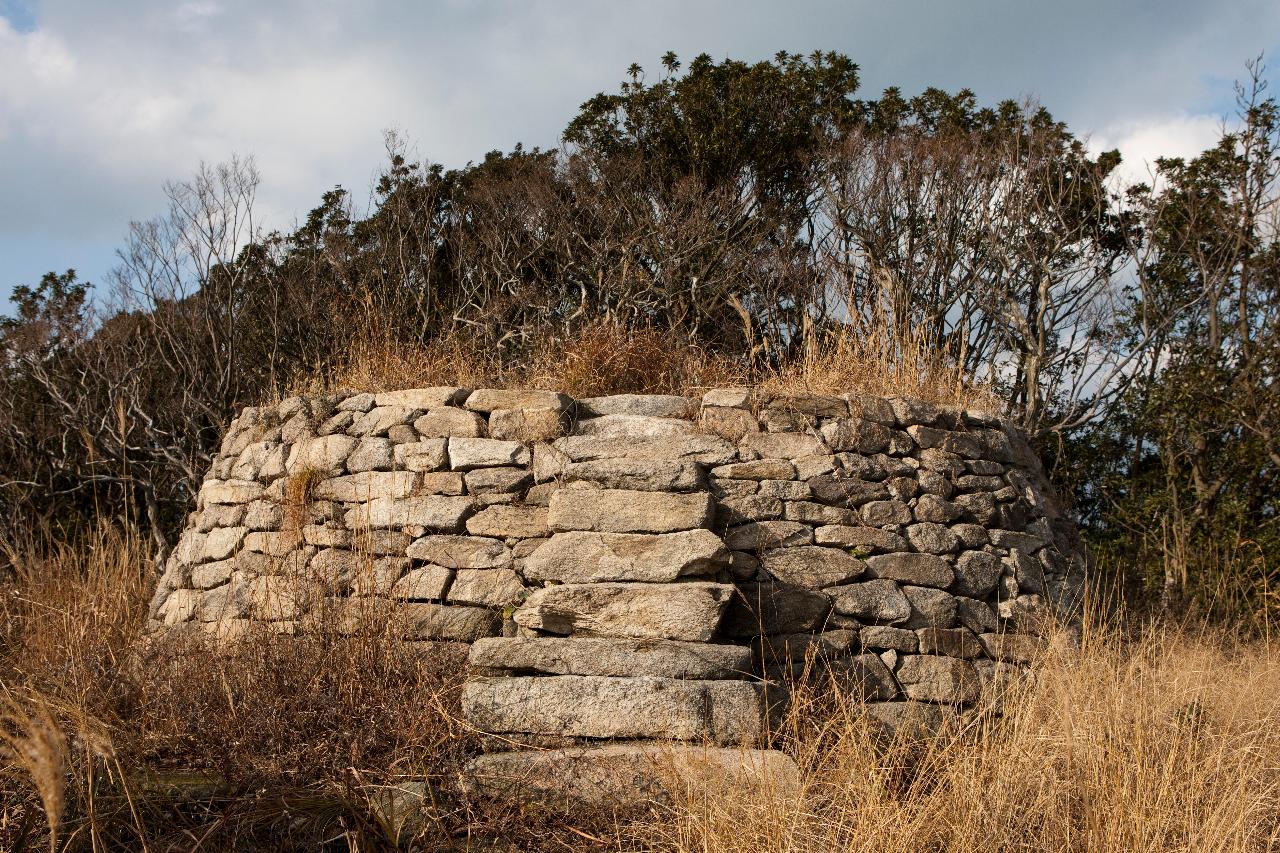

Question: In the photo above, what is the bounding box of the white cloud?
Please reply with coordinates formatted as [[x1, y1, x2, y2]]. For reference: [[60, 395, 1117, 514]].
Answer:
[[1091, 113, 1226, 187]]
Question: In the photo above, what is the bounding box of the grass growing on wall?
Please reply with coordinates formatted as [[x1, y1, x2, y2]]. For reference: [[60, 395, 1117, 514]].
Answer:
[[2, 530, 1278, 851]]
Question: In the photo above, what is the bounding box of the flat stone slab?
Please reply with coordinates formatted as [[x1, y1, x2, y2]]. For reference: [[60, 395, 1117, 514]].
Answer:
[[405, 535, 512, 569], [344, 496, 474, 531], [463, 744, 799, 808], [864, 553, 955, 588], [552, 435, 737, 466], [548, 489, 714, 533], [576, 414, 695, 439], [313, 471, 418, 502], [760, 545, 866, 589], [561, 458, 704, 492], [469, 636, 753, 679], [463, 675, 765, 744], [522, 530, 728, 583], [513, 582, 735, 641], [577, 394, 696, 418]]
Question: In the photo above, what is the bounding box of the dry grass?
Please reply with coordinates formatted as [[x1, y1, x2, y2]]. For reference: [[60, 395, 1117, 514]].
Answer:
[[294, 318, 994, 410], [3, 530, 1277, 851]]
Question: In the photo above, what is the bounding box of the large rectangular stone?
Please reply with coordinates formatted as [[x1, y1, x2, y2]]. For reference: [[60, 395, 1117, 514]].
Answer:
[[551, 435, 737, 466], [513, 582, 734, 641], [463, 676, 765, 744], [343, 496, 475, 531], [468, 636, 752, 679], [397, 603, 501, 641], [313, 471, 418, 502], [548, 489, 714, 533], [561, 458, 704, 492], [522, 530, 728, 583]]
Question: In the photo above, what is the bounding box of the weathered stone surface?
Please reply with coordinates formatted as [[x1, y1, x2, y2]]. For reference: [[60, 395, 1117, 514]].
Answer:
[[463, 744, 798, 809], [523, 530, 728, 583], [190, 560, 234, 589], [392, 439, 449, 472], [916, 627, 983, 658], [718, 495, 783, 522], [489, 408, 565, 442], [700, 406, 759, 441], [860, 499, 913, 526], [740, 432, 828, 460], [397, 602, 501, 641], [419, 471, 465, 495], [337, 392, 375, 412], [956, 596, 999, 634], [901, 585, 959, 629], [198, 526, 246, 562], [808, 476, 888, 507], [345, 438, 395, 473], [243, 500, 283, 531], [896, 654, 980, 704], [465, 504, 551, 538], [463, 676, 764, 745], [820, 418, 892, 453], [562, 458, 703, 492], [469, 637, 752, 679], [906, 522, 961, 555], [201, 479, 265, 505], [391, 566, 453, 600], [242, 530, 302, 557], [813, 525, 908, 553], [860, 625, 918, 652], [757, 479, 811, 500], [952, 550, 1002, 597], [548, 489, 714, 533], [578, 414, 695, 440], [757, 629, 858, 664], [831, 653, 899, 701], [313, 471, 417, 502], [864, 553, 954, 588], [413, 407, 487, 438], [553, 434, 737, 466], [760, 546, 865, 589], [448, 437, 530, 469], [783, 501, 857, 525], [464, 389, 571, 414], [463, 467, 532, 495], [951, 523, 989, 549], [702, 387, 754, 409], [724, 582, 832, 636], [826, 579, 911, 623], [350, 406, 416, 438], [374, 388, 467, 410], [448, 568, 526, 607], [577, 394, 694, 418], [711, 459, 796, 480], [763, 393, 848, 418], [406, 535, 512, 569], [348, 557, 411, 597], [344, 496, 475, 531], [158, 588, 199, 624], [954, 491, 998, 524], [724, 521, 812, 550], [989, 529, 1048, 552], [979, 632, 1045, 663], [514, 582, 734, 641]]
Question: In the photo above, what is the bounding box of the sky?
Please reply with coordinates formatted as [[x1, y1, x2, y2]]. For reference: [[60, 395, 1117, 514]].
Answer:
[[1, 0, 1277, 298]]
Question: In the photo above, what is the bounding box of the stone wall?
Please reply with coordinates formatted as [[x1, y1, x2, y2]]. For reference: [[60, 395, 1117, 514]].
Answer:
[[149, 385, 1084, 802]]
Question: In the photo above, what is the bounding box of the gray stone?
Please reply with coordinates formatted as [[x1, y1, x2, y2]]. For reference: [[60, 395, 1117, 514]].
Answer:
[[760, 546, 865, 589], [344, 496, 475, 531], [954, 492, 998, 524], [953, 550, 1002, 597], [757, 480, 811, 500], [890, 397, 943, 427], [916, 627, 983, 658], [578, 394, 695, 418], [724, 521, 812, 550], [548, 488, 714, 533], [826, 579, 910, 623], [419, 471, 465, 495], [448, 568, 526, 607], [391, 438, 448, 471], [990, 529, 1048, 553], [718, 495, 783, 523], [406, 535, 512, 569], [200, 526, 247, 561], [463, 744, 798, 809], [532, 441, 571, 482], [830, 653, 899, 701], [465, 504, 551, 538], [577, 414, 694, 439], [808, 476, 888, 507], [553, 434, 737, 466], [338, 392, 376, 412], [448, 437, 530, 469], [464, 389, 572, 414], [349, 557, 412, 596], [700, 406, 760, 441], [313, 471, 417, 502], [712, 459, 796, 481], [463, 676, 764, 745], [901, 586, 958, 629], [843, 394, 897, 425], [914, 494, 964, 523], [956, 596, 999, 634], [820, 418, 892, 453], [413, 407, 487, 438], [350, 406, 416, 437], [864, 553, 953, 588], [562, 458, 703, 492], [469, 636, 752, 679], [740, 432, 828, 460], [723, 582, 832, 636], [905, 522, 960, 555], [886, 476, 920, 502], [191, 560, 234, 589], [783, 501, 857, 525], [951, 523, 989, 548], [200, 479, 264, 505], [861, 499, 913, 526], [813, 525, 908, 553], [464, 466, 532, 494], [513, 582, 734, 641], [523, 529, 728, 583], [375, 388, 468, 409], [758, 630, 858, 664], [390, 566, 453, 600], [979, 632, 1045, 663], [398, 603, 501, 641], [489, 408, 566, 442], [896, 654, 980, 704], [702, 387, 754, 408], [243, 500, 283, 531], [860, 625, 918, 652], [344, 438, 394, 473]]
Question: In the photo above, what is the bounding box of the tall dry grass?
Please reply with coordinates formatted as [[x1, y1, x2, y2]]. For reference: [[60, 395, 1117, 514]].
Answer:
[[294, 317, 995, 411]]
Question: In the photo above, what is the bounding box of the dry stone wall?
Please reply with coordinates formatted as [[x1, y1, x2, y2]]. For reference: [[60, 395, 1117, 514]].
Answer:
[[150, 385, 1084, 802]]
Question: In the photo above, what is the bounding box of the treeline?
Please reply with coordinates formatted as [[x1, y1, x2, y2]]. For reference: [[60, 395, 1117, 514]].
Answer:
[[1, 52, 1276, 619]]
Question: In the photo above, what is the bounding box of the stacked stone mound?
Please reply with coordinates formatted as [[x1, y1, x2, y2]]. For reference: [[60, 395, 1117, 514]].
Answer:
[[150, 385, 1083, 804]]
